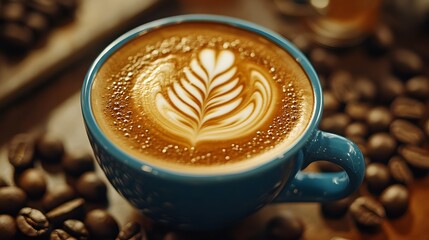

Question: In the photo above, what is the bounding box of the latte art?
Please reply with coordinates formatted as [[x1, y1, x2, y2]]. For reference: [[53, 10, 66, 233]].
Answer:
[[91, 22, 314, 168], [133, 48, 278, 146]]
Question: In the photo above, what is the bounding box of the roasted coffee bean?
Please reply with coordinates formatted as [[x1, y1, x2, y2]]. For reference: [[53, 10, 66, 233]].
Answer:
[[0, 23, 35, 53], [355, 77, 377, 101], [320, 113, 351, 135], [47, 198, 86, 226], [405, 76, 429, 100], [51, 229, 77, 240], [320, 197, 351, 218], [345, 102, 371, 121], [367, 133, 397, 163], [399, 145, 429, 169], [16, 207, 50, 238], [36, 133, 65, 163], [390, 119, 425, 145], [366, 106, 393, 132], [391, 49, 423, 79], [365, 163, 391, 194], [63, 219, 89, 240], [56, 0, 79, 17], [25, 11, 50, 37], [42, 185, 77, 211], [345, 122, 369, 138], [349, 196, 385, 228], [366, 24, 394, 55], [309, 48, 337, 76], [378, 76, 405, 103], [0, 186, 27, 215], [0, 2, 26, 22], [63, 154, 95, 177], [7, 133, 36, 170], [388, 156, 414, 185], [0, 214, 17, 240], [84, 209, 119, 240], [264, 211, 304, 240], [28, 0, 62, 23], [330, 70, 359, 103], [16, 168, 47, 199], [116, 221, 144, 240], [380, 184, 409, 218], [76, 172, 107, 203], [323, 91, 340, 115], [391, 97, 426, 120]]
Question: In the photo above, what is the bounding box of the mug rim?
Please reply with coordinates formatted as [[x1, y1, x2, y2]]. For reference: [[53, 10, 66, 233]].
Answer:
[[81, 14, 323, 180]]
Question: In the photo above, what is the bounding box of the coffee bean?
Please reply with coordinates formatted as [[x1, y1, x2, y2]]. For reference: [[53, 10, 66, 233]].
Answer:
[[0, 2, 26, 22], [345, 122, 369, 138], [320, 197, 351, 218], [320, 113, 351, 135], [264, 211, 304, 240], [323, 91, 340, 115], [391, 49, 423, 79], [355, 77, 377, 101], [365, 163, 391, 194], [378, 76, 405, 103], [84, 209, 119, 240], [345, 102, 371, 121], [380, 184, 409, 218], [390, 119, 425, 145], [116, 221, 144, 240], [367, 133, 397, 163], [349, 196, 385, 228], [75, 172, 107, 203], [36, 133, 65, 163], [391, 97, 426, 120], [366, 106, 393, 132], [46, 198, 86, 227], [28, 0, 62, 23], [309, 48, 337, 76], [0, 186, 27, 215], [405, 76, 429, 100], [366, 24, 394, 55], [330, 70, 359, 103], [0, 23, 35, 53], [399, 145, 429, 169], [16, 207, 50, 238], [16, 168, 47, 199], [7, 133, 36, 170], [25, 11, 50, 37], [51, 229, 77, 240], [388, 156, 414, 185], [42, 185, 78, 211], [63, 219, 89, 240], [0, 214, 17, 240], [63, 154, 95, 177], [56, 0, 79, 18]]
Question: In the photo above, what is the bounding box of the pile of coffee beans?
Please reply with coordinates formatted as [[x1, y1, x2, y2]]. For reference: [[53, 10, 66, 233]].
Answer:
[[0, 0, 79, 55], [299, 23, 429, 237], [0, 132, 146, 240]]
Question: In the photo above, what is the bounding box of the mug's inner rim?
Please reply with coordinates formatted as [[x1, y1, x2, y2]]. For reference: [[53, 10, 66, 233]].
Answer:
[[82, 14, 322, 177]]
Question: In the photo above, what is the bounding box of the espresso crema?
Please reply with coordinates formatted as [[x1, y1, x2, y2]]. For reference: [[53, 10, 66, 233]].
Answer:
[[91, 22, 314, 170]]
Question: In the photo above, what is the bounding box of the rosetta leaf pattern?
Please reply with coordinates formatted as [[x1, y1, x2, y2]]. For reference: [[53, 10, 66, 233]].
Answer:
[[150, 48, 274, 146]]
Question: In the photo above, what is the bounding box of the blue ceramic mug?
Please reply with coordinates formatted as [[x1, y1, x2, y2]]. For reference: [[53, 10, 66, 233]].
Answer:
[[81, 14, 365, 230]]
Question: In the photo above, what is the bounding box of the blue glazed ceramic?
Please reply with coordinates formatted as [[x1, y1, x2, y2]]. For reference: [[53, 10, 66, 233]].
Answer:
[[81, 14, 365, 230]]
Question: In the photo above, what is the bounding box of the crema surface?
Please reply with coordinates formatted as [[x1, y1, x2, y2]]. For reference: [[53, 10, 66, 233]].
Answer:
[[91, 22, 314, 169]]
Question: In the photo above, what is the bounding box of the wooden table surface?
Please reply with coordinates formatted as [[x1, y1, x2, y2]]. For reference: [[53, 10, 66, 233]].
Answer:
[[1, 1, 429, 239]]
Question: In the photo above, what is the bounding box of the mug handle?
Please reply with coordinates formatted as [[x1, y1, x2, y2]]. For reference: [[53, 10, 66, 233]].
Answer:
[[274, 130, 365, 202]]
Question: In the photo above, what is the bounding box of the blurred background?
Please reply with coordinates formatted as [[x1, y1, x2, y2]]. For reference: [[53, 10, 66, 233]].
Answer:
[[1, 0, 429, 239]]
